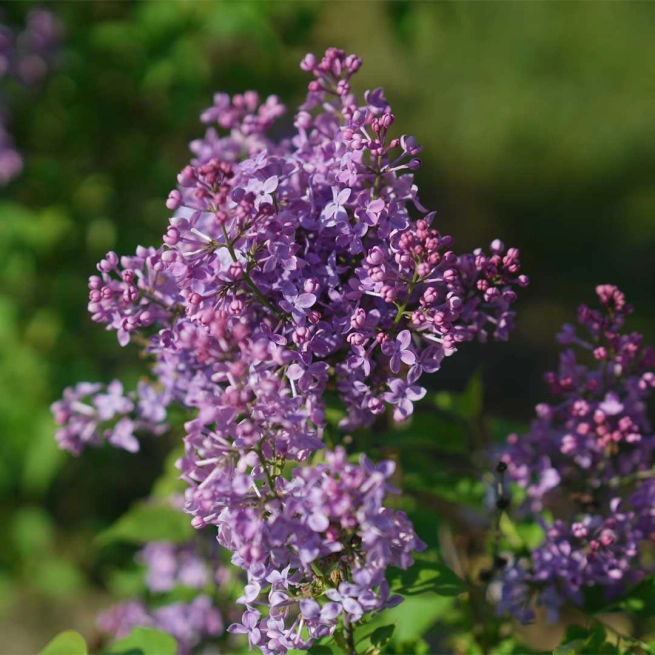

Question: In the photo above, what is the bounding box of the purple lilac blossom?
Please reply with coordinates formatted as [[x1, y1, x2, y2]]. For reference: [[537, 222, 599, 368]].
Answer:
[[54, 47, 527, 654], [84, 46, 527, 434], [496, 285, 655, 622], [139, 541, 211, 593], [225, 447, 423, 653], [97, 595, 223, 654], [51, 380, 169, 454], [98, 537, 227, 653]]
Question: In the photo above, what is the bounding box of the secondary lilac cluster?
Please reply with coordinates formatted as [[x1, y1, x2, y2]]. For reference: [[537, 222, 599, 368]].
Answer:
[[98, 539, 226, 654], [51, 380, 169, 454], [98, 596, 223, 654], [0, 9, 62, 184], [224, 447, 423, 652], [54, 48, 527, 653], [496, 285, 655, 621], [139, 541, 212, 593]]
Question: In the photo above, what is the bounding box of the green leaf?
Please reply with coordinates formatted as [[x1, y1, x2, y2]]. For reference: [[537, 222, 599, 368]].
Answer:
[[553, 640, 586, 655], [380, 413, 469, 455], [98, 500, 194, 545], [106, 627, 177, 655], [391, 556, 467, 597], [434, 373, 483, 421], [582, 574, 655, 617], [355, 623, 396, 655], [40, 631, 88, 655], [554, 624, 619, 655], [383, 637, 431, 655], [307, 644, 336, 655], [369, 624, 395, 648], [377, 594, 453, 643], [515, 521, 546, 550], [151, 446, 186, 499]]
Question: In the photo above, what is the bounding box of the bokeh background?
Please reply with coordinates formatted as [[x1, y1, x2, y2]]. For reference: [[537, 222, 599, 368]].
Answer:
[[1, 1, 654, 651]]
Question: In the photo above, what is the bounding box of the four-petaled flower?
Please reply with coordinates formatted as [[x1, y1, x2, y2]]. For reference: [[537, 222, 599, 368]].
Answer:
[[228, 609, 262, 648], [381, 330, 416, 373], [249, 175, 278, 208], [279, 284, 317, 324], [384, 378, 427, 421], [323, 187, 351, 226]]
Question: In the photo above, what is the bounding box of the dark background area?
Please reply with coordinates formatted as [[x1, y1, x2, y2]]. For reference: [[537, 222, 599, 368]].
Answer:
[[0, 1, 653, 650]]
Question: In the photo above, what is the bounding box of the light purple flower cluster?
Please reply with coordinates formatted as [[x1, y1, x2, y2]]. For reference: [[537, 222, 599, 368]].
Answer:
[[224, 447, 423, 653], [139, 541, 212, 593], [98, 596, 223, 654], [51, 380, 169, 454], [54, 47, 527, 653], [496, 285, 655, 622], [0, 9, 62, 185], [98, 539, 225, 654]]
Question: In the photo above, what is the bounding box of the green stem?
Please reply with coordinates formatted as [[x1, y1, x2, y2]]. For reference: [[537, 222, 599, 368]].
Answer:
[[393, 269, 419, 326], [342, 614, 357, 655], [255, 446, 279, 499], [609, 466, 655, 488], [221, 225, 283, 318]]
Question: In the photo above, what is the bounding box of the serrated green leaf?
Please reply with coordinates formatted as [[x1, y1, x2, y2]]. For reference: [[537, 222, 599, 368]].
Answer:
[[106, 627, 177, 655], [40, 631, 88, 655]]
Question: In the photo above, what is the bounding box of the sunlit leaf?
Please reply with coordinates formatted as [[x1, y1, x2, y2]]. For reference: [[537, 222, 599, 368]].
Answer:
[[40, 631, 87, 655], [390, 555, 467, 597], [106, 627, 177, 655], [98, 500, 194, 545]]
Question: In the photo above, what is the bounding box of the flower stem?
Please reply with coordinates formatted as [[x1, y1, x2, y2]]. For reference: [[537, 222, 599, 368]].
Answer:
[[221, 225, 283, 319], [255, 446, 279, 499], [393, 269, 419, 326], [342, 614, 357, 655]]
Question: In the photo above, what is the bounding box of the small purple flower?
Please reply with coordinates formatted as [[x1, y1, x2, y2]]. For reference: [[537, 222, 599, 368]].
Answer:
[[384, 379, 427, 421], [248, 175, 278, 208], [279, 285, 317, 324], [287, 361, 329, 393], [323, 187, 351, 226], [381, 330, 416, 374], [108, 417, 139, 453], [228, 609, 262, 648]]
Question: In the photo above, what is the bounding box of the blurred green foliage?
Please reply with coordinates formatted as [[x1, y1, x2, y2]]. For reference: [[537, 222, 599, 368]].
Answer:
[[1, 0, 654, 652]]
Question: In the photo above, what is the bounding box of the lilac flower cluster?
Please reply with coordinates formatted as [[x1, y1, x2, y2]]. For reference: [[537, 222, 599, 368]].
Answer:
[[98, 596, 223, 654], [98, 540, 225, 654], [52, 380, 169, 454], [139, 541, 212, 593], [496, 286, 655, 622], [54, 48, 527, 653], [0, 9, 62, 184], [225, 447, 423, 652]]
